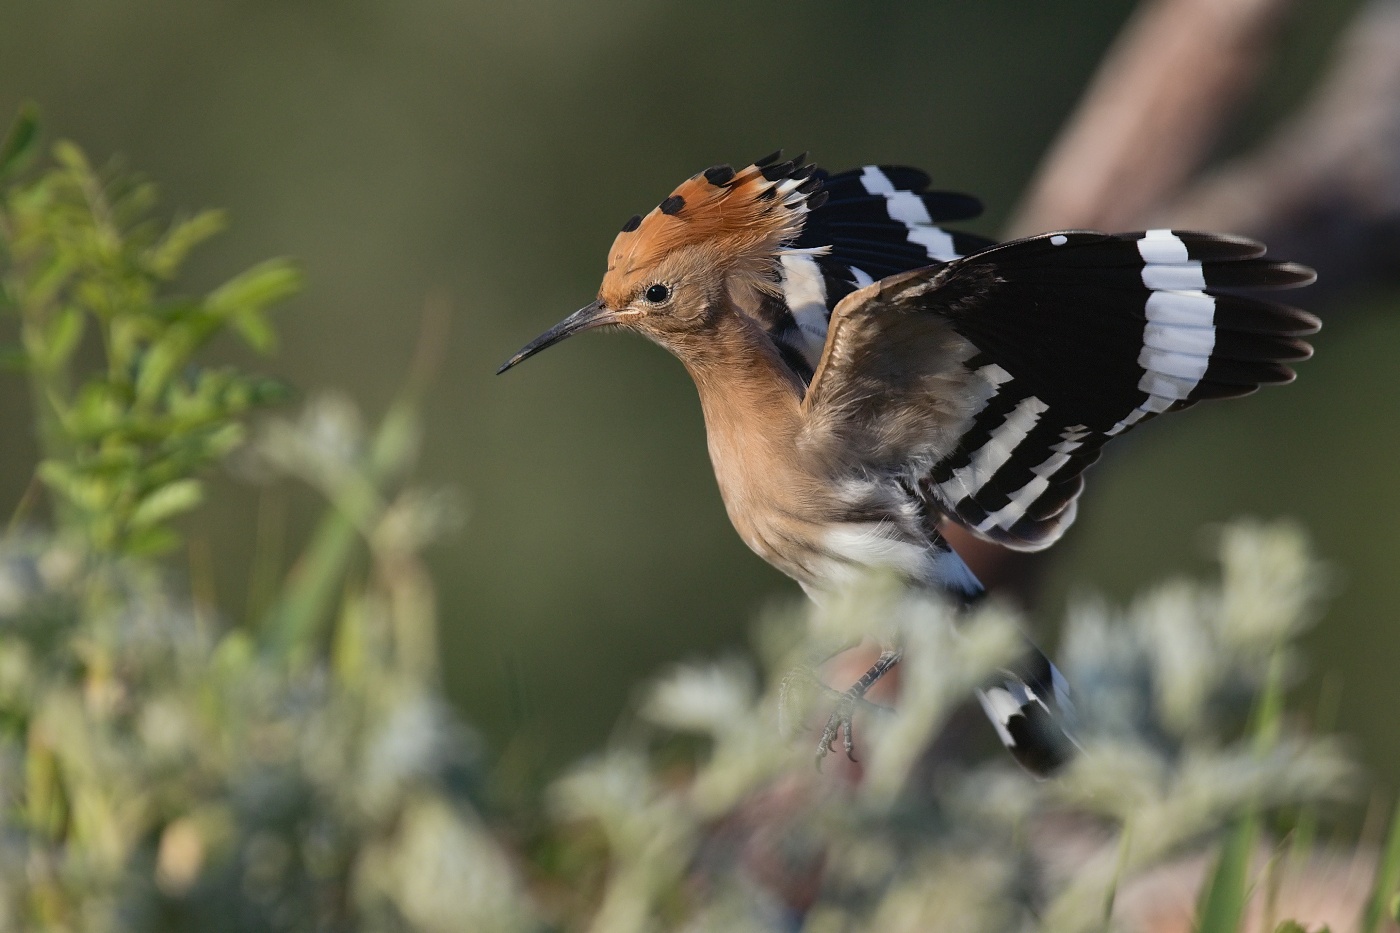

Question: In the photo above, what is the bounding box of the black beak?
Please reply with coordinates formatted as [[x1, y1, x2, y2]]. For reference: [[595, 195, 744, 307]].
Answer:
[[496, 300, 622, 374]]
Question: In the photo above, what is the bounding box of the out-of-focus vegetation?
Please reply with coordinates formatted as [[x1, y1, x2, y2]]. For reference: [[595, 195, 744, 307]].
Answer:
[[545, 521, 1371, 932], [0, 111, 528, 932], [0, 0, 1392, 788], [1, 109, 1397, 931]]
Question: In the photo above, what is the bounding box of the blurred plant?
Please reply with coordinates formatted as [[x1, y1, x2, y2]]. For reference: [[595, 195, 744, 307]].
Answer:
[[1, 105, 1397, 933], [542, 522, 1391, 932], [0, 106, 533, 933], [0, 105, 292, 556]]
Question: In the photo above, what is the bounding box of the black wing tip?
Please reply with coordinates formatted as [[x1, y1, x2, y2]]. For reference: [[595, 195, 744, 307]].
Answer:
[[1290, 308, 1323, 334], [1280, 307, 1322, 336], [1199, 360, 1299, 388], [924, 190, 985, 222], [1214, 296, 1321, 337], [1202, 259, 1317, 292], [1263, 261, 1317, 289], [1168, 230, 1268, 260]]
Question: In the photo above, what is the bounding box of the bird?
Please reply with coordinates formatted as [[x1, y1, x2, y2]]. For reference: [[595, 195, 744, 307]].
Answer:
[[497, 151, 1318, 775]]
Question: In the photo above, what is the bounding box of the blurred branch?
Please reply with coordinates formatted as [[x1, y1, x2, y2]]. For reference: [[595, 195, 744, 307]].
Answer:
[[1008, 0, 1295, 236], [1165, 0, 1400, 294], [1012, 0, 1400, 291]]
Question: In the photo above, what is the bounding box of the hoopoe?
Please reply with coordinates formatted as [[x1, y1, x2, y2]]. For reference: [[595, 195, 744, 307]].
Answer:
[[498, 151, 1317, 775]]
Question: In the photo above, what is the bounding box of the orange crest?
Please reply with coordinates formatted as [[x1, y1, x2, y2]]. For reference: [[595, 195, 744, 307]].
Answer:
[[599, 152, 827, 305]]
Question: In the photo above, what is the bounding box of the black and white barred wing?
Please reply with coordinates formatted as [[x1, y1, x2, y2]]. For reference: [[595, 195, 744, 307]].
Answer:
[[770, 164, 996, 381], [803, 229, 1318, 551]]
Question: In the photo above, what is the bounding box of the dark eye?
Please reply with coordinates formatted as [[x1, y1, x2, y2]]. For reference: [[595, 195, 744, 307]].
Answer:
[[644, 283, 670, 304]]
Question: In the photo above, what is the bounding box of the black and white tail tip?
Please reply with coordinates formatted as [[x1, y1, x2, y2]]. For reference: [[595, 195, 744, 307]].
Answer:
[[976, 649, 1077, 777]]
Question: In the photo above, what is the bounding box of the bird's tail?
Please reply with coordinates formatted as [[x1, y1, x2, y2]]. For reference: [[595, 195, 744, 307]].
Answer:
[[975, 646, 1078, 777]]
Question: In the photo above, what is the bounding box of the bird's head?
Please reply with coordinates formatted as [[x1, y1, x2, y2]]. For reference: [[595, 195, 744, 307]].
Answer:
[[497, 152, 827, 373]]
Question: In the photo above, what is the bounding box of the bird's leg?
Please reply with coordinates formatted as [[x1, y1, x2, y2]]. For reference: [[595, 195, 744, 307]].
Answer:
[[816, 648, 902, 766]]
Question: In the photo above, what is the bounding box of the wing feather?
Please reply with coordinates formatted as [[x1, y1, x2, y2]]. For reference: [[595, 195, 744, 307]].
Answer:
[[802, 229, 1317, 551]]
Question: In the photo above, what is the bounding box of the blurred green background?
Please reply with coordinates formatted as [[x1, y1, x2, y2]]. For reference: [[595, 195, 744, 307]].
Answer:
[[2, 0, 1393, 788]]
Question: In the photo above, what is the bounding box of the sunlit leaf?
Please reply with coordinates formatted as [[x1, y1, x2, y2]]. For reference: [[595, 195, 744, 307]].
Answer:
[[43, 306, 84, 369], [128, 478, 203, 531], [146, 209, 226, 278]]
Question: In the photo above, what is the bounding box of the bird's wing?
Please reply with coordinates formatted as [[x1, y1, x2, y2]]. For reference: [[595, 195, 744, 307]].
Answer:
[[767, 164, 996, 382], [801, 229, 1318, 551]]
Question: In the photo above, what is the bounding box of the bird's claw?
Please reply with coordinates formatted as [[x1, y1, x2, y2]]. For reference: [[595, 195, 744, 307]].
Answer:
[[814, 648, 903, 769], [815, 695, 860, 768]]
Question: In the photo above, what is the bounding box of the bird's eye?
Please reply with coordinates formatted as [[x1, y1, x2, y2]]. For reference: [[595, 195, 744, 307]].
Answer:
[[644, 283, 671, 304]]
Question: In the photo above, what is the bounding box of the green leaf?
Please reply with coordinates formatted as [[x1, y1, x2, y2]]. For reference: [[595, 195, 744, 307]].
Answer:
[[200, 422, 246, 460], [66, 382, 124, 439], [1362, 800, 1400, 933], [146, 209, 226, 278], [201, 259, 299, 353], [232, 307, 277, 352], [134, 331, 192, 405], [51, 139, 93, 176], [128, 478, 203, 530], [125, 524, 181, 555], [22, 253, 77, 309], [109, 178, 158, 229], [206, 259, 300, 314], [43, 306, 85, 369], [1198, 651, 1289, 932], [1198, 812, 1259, 933], [0, 101, 40, 183], [37, 459, 106, 513]]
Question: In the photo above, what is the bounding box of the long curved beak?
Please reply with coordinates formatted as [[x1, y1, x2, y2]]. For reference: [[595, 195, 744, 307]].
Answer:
[[496, 300, 623, 374]]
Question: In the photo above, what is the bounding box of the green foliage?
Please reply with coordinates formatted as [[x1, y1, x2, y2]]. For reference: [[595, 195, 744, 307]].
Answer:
[[1197, 650, 1288, 933], [1362, 802, 1400, 933], [0, 513, 527, 931], [0, 107, 526, 933], [0, 109, 293, 554]]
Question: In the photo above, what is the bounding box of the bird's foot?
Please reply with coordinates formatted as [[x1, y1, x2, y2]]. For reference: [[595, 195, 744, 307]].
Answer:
[[814, 648, 903, 769], [816, 694, 860, 765]]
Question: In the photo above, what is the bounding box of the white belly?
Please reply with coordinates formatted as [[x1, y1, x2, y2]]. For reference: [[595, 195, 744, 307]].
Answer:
[[812, 521, 982, 598]]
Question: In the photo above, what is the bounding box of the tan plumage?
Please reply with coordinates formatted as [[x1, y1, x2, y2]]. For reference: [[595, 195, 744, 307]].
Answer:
[[607, 179, 966, 592], [802, 266, 986, 476]]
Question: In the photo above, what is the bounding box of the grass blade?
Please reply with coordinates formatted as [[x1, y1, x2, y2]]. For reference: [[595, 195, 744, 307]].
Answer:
[[1197, 653, 1288, 932], [1197, 812, 1260, 933], [1362, 799, 1400, 933]]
